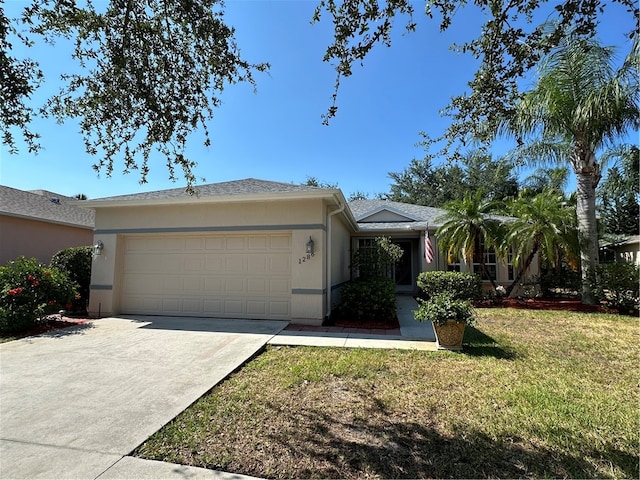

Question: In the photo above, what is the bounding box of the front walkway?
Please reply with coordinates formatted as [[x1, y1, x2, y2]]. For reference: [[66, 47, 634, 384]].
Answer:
[[269, 295, 436, 350]]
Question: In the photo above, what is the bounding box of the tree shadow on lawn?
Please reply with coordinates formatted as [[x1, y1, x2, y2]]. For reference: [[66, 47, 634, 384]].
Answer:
[[462, 326, 517, 360], [262, 403, 634, 479]]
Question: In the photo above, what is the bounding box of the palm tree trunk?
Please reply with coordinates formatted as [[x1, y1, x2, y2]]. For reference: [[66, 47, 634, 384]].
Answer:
[[505, 245, 538, 297], [575, 171, 600, 305]]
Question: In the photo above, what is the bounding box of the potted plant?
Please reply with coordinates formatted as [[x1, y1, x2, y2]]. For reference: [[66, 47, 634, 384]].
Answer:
[[414, 292, 476, 351]]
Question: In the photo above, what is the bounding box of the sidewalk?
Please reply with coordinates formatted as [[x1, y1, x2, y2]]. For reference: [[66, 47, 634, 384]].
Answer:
[[269, 295, 436, 350]]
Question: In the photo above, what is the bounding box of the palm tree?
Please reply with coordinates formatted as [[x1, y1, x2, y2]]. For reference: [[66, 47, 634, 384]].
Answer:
[[521, 167, 570, 197], [436, 190, 502, 290], [501, 32, 639, 304], [500, 190, 579, 297]]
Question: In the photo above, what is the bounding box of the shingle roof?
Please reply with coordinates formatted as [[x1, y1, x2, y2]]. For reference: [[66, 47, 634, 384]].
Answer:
[[0, 186, 94, 228], [87, 178, 328, 203], [348, 199, 448, 230]]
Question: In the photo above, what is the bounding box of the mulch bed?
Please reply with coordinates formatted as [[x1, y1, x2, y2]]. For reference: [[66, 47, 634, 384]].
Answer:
[[477, 297, 638, 316], [324, 316, 401, 330], [0, 316, 91, 340]]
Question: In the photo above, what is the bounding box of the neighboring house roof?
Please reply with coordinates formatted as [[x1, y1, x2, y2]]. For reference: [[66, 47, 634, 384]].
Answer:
[[80, 178, 331, 205], [28, 190, 75, 202], [0, 185, 94, 229], [601, 235, 640, 248], [348, 199, 448, 231]]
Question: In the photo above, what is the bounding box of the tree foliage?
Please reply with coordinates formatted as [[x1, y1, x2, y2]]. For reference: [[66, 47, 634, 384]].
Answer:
[[598, 145, 639, 235], [435, 190, 502, 289], [1, 0, 268, 191], [314, 0, 639, 150], [501, 32, 639, 303], [386, 150, 517, 207], [500, 190, 579, 296]]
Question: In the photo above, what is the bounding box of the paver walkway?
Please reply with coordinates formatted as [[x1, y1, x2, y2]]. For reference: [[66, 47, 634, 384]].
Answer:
[[270, 295, 436, 349]]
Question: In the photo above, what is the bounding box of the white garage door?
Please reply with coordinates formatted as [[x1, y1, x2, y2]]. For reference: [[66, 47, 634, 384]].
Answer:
[[119, 233, 291, 319]]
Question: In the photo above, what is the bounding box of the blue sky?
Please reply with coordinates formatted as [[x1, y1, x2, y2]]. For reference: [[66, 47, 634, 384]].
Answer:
[[0, 0, 636, 199]]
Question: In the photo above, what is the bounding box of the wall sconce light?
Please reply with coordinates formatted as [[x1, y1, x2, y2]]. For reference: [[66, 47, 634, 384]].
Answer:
[[93, 240, 104, 256], [306, 236, 314, 255]]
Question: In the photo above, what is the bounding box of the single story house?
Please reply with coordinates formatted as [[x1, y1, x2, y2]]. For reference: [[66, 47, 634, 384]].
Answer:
[[599, 235, 640, 266], [78, 178, 537, 324], [0, 186, 95, 265]]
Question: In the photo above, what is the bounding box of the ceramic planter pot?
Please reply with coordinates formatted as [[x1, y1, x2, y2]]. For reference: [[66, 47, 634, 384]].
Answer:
[[432, 320, 466, 351]]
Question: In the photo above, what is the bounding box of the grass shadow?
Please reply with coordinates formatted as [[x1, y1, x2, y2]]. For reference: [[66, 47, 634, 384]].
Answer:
[[463, 326, 517, 360], [257, 401, 629, 479]]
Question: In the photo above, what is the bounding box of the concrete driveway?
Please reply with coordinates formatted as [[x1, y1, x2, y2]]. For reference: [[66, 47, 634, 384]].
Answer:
[[0, 316, 286, 479]]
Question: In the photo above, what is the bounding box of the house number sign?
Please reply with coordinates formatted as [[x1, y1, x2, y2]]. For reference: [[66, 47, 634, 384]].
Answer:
[[298, 253, 314, 264]]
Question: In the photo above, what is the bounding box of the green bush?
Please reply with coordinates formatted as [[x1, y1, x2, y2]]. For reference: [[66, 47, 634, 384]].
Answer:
[[50, 246, 92, 313], [414, 292, 476, 326], [0, 257, 78, 333], [416, 271, 482, 301], [336, 277, 397, 322], [539, 268, 581, 297], [589, 262, 639, 312]]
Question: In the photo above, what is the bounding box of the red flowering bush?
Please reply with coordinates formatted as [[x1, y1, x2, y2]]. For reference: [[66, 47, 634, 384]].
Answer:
[[0, 257, 78, 333]]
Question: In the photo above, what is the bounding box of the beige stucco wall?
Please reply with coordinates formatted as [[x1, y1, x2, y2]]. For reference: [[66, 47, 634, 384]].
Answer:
[[88, 198, 345, 323], [0, 215, 93, 265], [328, 212, 352, 311]]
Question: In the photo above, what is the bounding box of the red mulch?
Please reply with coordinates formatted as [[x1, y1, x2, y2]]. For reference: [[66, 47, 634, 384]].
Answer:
[[325, 316, 401, 330], [477, 297, 638, 316], [1, 316, 90, 339]]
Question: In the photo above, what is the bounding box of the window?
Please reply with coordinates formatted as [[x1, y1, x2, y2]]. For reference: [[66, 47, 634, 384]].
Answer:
[[473, 239, 497, 281], [447, 261, 461, 272], [507, 249, 518, 281]]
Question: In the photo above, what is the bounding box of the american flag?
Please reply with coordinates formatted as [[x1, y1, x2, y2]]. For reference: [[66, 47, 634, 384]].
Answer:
[[424, 230, 434, 264]]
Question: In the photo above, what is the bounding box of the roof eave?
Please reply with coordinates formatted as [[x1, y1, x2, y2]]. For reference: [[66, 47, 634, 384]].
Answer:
[[72, 189, 341, 209], [0, 211, 94, 230]]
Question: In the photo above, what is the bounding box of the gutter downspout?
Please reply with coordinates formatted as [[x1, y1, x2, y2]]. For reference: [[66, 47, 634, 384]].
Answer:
[[326, 195, 346, 319]]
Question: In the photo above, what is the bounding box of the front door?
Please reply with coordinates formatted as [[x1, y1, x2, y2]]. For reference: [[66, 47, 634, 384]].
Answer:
[[393, 240, 414, 292]]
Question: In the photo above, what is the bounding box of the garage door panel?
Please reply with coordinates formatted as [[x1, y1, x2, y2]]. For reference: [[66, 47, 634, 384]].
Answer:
[[184, 257, 204, 272], [204, 278, 223, 294], [270, 235, 291, 250], [269, 278, 290, 295], [224, 300, 243, 315], [248, 256, 268, 273], [123, 275, 162, 294], [270, 256, 291, 274], [269, 301, 290, 316], [247, 278, 266, 294], [159, 255, 181, 272], [182, 298, 202, 313], [120, 233, 291, 320], [162, 277, 184, 292], [203, 299, 223, 315], [184, 277, 203, 293], [226, 236, 246, 250], [204, 256, 224, 271], [225, 278, 245, 294], [248, 236, 268, 250]]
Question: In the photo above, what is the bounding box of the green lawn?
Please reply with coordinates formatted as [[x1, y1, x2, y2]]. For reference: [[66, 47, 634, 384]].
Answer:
[[134, 309, 639, 479]]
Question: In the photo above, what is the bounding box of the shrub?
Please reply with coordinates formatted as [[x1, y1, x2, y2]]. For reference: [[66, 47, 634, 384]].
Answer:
[[589, 262, 639, 312], [414, 292, 476, 326], [416, 271, 482, 301], [539, 268, 581, 297], [50, 246, 92, 313], [336, 277, 397, 322], [0, 257, 78, 333]]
